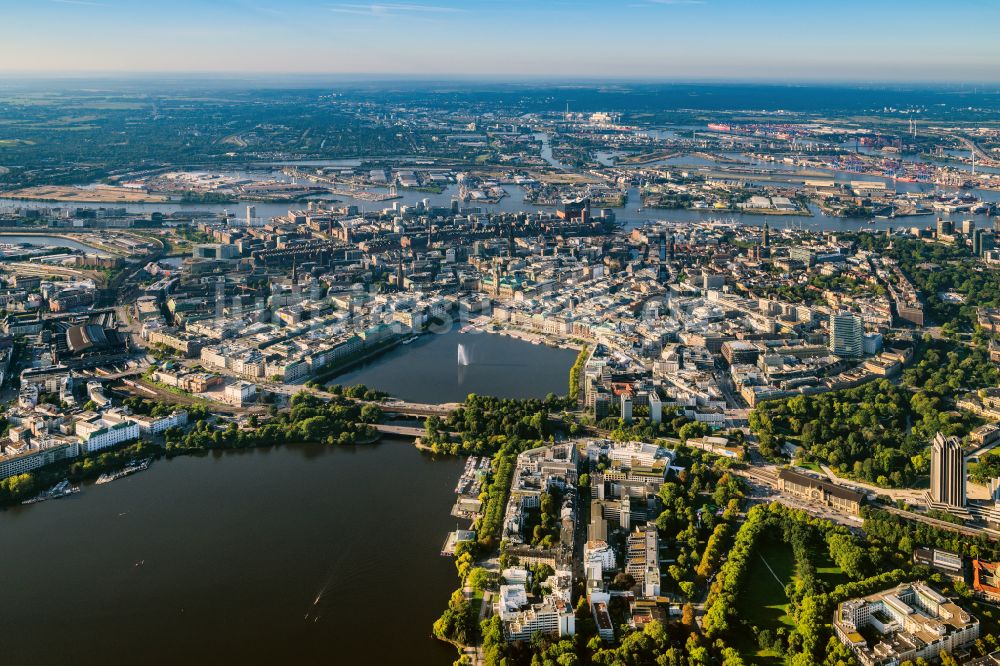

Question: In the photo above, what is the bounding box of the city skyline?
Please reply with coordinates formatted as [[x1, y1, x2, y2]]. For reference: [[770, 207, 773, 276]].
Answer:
[[1, 0, 999, 82]]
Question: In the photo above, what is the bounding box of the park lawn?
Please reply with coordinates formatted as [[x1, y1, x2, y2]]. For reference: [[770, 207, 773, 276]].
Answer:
[[726, 629, 786, 666], [739, 538, 795, 630], [731, 539, 796, 665], [812, 548, 850, 589], [471, 595, 484, 622]]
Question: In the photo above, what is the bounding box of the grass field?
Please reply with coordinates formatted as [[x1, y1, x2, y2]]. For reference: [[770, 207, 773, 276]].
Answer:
[[732, 539, 796, 665], [728, 519, 852, 666], [742, 539, 795, 630], [813, 547, 849, 589], [2, 185, 169, 203]]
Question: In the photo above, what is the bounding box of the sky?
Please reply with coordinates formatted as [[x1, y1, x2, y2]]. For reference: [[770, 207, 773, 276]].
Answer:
[[1, 0, 999, 82]]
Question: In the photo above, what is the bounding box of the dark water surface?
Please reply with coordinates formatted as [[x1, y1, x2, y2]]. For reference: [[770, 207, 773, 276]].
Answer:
[[334, 329, 578, 403], [0, 441, 462, 666]]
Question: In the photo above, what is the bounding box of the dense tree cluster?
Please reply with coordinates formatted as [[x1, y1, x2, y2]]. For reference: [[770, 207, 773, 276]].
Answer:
[[530, 490, 561, 549], [703, 505, 768, 639], [310, 383, 389, 401], [970, 451, 1000, 484], [476, 453, 517, 550], [863, 508, 1000, 560], [751, 336, 992, 487], [424, 393, 572, 456], [123, 396, 207, 419], [433, 587, 476, 648], [867, 234, 1000, 328], [704, 503, 884, 664], [165, 391, 378, 452], [568, 346, 589, 403], [656, 456, 744, 599]]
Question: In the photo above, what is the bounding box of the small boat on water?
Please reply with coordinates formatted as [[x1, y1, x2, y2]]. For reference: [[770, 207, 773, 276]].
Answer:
[[22, 479, 80, 505], [96, 458, 152, 485], [400, 335, 419, 345]]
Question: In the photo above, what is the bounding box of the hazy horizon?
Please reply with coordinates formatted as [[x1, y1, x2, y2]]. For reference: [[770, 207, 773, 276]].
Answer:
[[2, 0, 998, 83], [1, 72, 999, 87]]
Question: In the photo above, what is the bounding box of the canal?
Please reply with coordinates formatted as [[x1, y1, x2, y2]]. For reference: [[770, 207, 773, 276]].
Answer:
[[0, 441, 463, 666]]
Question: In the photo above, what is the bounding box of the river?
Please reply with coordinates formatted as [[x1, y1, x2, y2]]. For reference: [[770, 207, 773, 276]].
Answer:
[[334, 329, 578, 403], [0, 441, 463, 666], [2, 180, 994, 235], [1, 147, 997, 233]]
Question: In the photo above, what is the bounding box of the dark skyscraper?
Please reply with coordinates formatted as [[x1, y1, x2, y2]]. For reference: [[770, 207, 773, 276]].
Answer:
[[930, 432, 966, 507]]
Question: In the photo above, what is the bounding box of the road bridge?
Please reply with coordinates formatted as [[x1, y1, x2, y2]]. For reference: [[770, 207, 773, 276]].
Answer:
[[377, 400, 461, 417], [372, 424, 426, 438]]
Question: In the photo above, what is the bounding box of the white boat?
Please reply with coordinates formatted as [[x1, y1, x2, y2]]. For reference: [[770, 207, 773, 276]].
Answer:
[[22, 479, 80, 504], [96, 458, 152, 485]]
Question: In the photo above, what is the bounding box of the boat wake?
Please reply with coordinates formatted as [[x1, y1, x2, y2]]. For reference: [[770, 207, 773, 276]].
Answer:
[[303, 541, 382, 622]]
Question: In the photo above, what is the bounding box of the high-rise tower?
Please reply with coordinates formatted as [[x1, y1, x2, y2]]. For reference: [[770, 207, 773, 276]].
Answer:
[[829, 311, 863, 358], [930, 432, 966, 508]]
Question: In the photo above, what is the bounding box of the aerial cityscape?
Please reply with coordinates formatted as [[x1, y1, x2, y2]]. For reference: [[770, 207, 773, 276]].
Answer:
[[2, 2, 1000, 666]]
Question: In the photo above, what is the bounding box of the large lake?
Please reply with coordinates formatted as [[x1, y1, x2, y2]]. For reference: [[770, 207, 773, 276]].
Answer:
[[0, 441, 463, 666], [333, 329, 578, 403]]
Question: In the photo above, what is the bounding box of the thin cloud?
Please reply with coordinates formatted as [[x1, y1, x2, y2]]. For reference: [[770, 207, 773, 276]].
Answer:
[[49, 0, 109, 5], [328, 3, 466, 17]]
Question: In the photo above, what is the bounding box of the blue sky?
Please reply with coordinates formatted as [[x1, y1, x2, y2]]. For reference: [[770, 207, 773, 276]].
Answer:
[[2, 0, 998, 81]]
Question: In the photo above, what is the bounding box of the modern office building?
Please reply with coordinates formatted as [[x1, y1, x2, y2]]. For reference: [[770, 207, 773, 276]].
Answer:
[[912, 547, 968, 583], [829, 311, 863, 358], [497, 584, 575, 642], [74, 411, 140, 453], [974, 229, 996, 257], [648, 391, 662, 424], [130, 409, 189, 435], [834, 582, 979, 666], [624, 522, 661, 598], [930, 432, 966, 508], [0, 439, 80, 481], [620, 394, 632, 423]]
